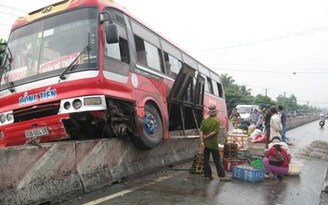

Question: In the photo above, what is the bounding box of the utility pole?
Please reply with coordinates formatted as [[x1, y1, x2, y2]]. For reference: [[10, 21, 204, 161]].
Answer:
[[264, 88, 269, 96]]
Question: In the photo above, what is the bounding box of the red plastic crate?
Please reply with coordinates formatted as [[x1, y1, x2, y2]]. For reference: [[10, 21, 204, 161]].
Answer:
[[223, 158, 250, 172]]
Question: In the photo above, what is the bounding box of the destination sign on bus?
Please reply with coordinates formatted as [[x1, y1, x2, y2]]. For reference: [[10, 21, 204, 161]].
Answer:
[[39, 53, 79, 73]]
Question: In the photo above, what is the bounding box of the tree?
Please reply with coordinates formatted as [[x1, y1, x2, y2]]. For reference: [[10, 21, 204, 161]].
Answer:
[[0, 38, 5, 64], [237, 85, 254, 104], [224, 88, 243, 114], [276, 94, 299, 113], [220, 74, 235, 89], [254, 94, 273, 109], [220, 74, 255, 107], [220, 73, 321, 117]]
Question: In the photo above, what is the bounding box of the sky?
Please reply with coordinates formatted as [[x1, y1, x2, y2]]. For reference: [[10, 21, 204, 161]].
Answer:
[[1, 0, 328, 109]]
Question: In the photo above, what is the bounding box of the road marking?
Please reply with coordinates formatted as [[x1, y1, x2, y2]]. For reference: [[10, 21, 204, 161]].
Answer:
[[82, 173, 182, 205]]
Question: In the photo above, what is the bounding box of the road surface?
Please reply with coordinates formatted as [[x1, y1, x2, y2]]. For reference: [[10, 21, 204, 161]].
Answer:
[[57, 120, 328, 205]]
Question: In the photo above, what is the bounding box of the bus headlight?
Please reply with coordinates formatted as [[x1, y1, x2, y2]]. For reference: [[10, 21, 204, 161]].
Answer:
[[84, 97, 102, 105], [64, 101, 71, 110], [0, 111, 14, 125], [0, 114, 5, 124], [58, 95, 106, 114], [6, 113, 13, 121], [72, 99, 82, 110]]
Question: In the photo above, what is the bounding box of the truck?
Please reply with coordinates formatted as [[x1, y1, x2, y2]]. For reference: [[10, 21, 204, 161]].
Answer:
[[236, 104, 260, 126]]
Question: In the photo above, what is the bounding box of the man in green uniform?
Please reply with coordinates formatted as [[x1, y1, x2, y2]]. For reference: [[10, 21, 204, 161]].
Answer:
[[199, 104, 230, 181]]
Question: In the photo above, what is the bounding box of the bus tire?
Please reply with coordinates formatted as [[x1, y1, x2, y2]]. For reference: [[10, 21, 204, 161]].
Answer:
[[132, 103, 163, 149]]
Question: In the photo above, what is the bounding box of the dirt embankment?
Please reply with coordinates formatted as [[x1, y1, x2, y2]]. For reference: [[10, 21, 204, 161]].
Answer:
[[297, 140, 328, 161]]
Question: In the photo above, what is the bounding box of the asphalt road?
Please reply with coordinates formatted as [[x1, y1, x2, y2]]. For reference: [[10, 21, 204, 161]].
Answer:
[[57, 120, 328, 205]]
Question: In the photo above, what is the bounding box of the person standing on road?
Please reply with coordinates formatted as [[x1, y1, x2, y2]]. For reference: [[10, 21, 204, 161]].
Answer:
[[199, 104, 230, 181], [264, 109, 271, 148], [230, 107, 241, 129], [252, 109, 259, 124], [278, 105, 287, 143], [256, 110, 264, 130], [270, 106, 283, 141]]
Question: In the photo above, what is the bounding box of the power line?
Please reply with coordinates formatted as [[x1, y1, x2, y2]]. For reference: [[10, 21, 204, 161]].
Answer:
[[194, 25, 328, 52], [0, 22, 11, 27], [0, 10, 23, 17], [214, 68, 328, 75], [0, 3, 28, 13], [211, 63, 328, 67]]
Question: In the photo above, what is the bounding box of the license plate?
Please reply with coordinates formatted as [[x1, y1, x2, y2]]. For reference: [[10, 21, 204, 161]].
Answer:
[[25, 127, 49, 138]]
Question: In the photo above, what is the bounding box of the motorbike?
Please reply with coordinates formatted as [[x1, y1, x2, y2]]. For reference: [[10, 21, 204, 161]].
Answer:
[[319, 119, 325, 128]]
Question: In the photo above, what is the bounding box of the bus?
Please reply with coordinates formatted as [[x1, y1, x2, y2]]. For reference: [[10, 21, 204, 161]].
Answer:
[[0, 0, 228, 149]]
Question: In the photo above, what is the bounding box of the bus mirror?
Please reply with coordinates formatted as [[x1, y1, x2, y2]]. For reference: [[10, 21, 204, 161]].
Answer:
[[105, 24, 119, 44]]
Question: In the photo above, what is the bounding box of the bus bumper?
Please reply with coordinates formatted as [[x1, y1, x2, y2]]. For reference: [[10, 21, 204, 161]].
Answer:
[[0, 114, 70, 147]]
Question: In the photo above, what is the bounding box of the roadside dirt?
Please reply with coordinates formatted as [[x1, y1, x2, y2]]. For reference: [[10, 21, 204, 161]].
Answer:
[[297, 140, 328, 161]]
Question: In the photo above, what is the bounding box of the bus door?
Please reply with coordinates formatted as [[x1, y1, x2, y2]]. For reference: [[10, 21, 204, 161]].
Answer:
[[167, 63, 204, 135]]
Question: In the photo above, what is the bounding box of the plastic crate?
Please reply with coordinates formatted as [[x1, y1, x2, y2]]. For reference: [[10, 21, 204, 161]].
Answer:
[[223, 158, 250, 172], [238, 149, 250, 158], [224, 143, 238, 158], [232, 165, 265, 183], [227, 134, 248, 148]]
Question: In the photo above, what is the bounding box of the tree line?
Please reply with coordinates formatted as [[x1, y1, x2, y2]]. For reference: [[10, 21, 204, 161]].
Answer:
[[220, 73, 323, 116]]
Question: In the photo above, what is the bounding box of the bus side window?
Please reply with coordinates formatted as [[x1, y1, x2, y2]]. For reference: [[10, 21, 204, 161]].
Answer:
[[105, 37, 129, 64], [105, 25, 129, 64], [206, 77, 214, 94], [212, 80, 224, 98], [134, 35, 163, 72], [218, 82, 224, 98], [212, 80, 219, 96], [163, 52, 181, 78]]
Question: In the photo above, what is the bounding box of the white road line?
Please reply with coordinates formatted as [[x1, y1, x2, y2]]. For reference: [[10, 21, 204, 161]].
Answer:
[[83, 173, 181, 205]]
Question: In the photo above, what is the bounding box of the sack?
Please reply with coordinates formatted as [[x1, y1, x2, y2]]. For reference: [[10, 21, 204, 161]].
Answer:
[[268, 152, 284, 166], [251, 134, 266, 143]]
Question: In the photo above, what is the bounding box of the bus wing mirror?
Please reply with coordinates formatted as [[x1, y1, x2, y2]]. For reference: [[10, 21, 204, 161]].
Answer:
[[105, 24, 119, 44]]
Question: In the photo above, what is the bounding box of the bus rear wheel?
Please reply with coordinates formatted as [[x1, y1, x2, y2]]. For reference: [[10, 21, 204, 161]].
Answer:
[[132, 103, 163, 149]]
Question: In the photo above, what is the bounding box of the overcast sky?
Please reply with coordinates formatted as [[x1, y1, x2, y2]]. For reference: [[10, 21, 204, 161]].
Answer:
[[1, 0, 328, 109]]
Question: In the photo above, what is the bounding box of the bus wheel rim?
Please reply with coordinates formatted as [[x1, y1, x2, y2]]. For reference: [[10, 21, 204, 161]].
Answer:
[[144, 112, 157, 135]]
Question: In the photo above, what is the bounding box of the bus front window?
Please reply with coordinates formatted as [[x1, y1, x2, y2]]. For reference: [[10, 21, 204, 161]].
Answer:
[[0, 8, 98, 89]]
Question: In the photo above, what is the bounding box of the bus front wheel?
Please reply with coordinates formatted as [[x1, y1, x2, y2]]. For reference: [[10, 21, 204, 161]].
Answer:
[[132, 103, 163, 149]]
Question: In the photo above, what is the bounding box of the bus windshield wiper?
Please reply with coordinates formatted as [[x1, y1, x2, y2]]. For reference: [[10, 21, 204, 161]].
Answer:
[[3, 73, 15, 93], [0, 44, 15, 93], [58, 45, 92, 81]]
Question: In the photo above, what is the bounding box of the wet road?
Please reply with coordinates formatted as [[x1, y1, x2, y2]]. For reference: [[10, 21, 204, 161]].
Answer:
[[58, 120, 328, 205]]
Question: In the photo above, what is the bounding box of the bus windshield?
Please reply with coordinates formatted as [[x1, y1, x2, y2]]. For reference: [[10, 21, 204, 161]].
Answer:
[[0, 7, 98, 89]]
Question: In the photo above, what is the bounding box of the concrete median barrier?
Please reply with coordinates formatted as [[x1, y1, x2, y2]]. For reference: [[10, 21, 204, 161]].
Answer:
[[0, 137, 199, 205]]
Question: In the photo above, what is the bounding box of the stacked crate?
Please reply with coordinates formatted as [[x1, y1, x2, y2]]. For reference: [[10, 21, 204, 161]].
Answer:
[[189, 152, 204, 174], [224, 142, 238, 158], [227, 134, 248, 148], [223, 141, 250, 172]]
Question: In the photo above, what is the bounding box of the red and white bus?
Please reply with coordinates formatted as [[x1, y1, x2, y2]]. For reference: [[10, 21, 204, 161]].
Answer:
[[0, 0, 228, 149]]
